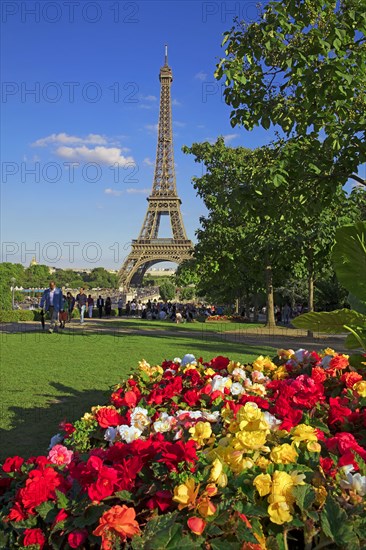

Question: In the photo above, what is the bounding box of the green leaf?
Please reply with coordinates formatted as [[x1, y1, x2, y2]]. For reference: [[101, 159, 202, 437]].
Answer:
[[321, 495, 359, 545], [293, 484, 315, 512], [34, 500, 55, 520], [332, 222, 366, 302], [55, 489, 69, 510], [114, 490, 135, 503], [292, 308, 366, 334], [348, 293, 366, 315]]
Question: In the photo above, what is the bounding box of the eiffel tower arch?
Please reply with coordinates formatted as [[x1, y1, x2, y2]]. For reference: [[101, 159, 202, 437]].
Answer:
[[118, 47, 193, 289]]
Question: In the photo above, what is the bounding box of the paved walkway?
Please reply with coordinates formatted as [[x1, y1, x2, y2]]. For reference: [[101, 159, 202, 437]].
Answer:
[[0, 319, 347, 352]]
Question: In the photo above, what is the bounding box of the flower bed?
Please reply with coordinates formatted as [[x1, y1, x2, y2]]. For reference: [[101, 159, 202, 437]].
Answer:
[[206, 315, 250, 322], [1, 349, 366, 549]]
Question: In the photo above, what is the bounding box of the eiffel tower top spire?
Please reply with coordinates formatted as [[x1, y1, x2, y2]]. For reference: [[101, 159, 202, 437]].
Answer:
[[164, 44, 168, 66]]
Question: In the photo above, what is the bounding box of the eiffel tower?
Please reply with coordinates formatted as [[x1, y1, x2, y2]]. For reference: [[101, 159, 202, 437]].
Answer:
[[118, 47, 193, 289]]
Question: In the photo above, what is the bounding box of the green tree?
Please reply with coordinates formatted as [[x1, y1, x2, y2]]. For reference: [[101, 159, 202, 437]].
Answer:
[[86, 268, 118, 289], [0, 263, 25, 310], [159, 280, 176, 302], [216, 0, 366, 188], [24, 264, 50, 288]]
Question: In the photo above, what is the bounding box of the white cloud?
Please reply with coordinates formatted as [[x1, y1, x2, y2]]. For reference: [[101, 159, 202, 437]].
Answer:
[[32, 133, 108, 147], [143, 157, 155, 166], [142, 95, 157, 101], [104, 188, 123, 196], [172, 98, 182, 106], [174, 121, 186, 128], [145, 124, 159, 133], [56, 145, 135, 167], [195, 72, 208, 81], [223, 134, 239, 144], [139, 104, 154, 109], [126, 188, 150, 194]]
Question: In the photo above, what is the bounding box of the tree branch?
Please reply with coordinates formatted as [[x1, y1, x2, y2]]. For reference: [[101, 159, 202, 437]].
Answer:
[[350, 173, 366, 186]]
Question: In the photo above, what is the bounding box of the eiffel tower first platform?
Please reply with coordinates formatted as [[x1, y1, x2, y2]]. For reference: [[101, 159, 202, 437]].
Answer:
[[118, 47, 193, 289]]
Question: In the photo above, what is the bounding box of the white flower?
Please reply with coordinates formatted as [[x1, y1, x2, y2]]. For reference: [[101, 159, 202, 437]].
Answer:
[[181, 354, 196, 367], [173, 357, 182, 364], [104, 427, 117, 444], [321, 355, 333, 369], [48, 433, 63, 450], [294, 349, 307, 362], [263, 411, 282, 430], [130, 406, 151, 431], [176, 410, 202, 420], [341, 464, 355, 475], [232, 367, 247, 381], [153, 413, 175, 432], [230, 382, 245, 396], [118, 425, 142, 443], [340, 473, 366, 496], [211, 375, 230, 393], [202, 411, 220, 422]]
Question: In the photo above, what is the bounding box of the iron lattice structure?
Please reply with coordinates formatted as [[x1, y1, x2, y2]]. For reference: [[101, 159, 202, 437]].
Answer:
[[118, 48, 193, 289]]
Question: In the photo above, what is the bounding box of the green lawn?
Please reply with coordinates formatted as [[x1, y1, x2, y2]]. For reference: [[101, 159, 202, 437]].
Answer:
[[94, 318, 265, 332], [0, 331, 275, 460]]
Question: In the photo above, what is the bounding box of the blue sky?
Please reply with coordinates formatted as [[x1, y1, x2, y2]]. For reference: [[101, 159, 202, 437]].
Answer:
[[1, 1, 362, 271], [1, 0, 276, 270]]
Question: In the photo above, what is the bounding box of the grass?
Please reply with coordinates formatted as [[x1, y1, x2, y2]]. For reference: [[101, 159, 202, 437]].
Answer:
[[84, 318, 265, 332], [0, 330, 276, 460]]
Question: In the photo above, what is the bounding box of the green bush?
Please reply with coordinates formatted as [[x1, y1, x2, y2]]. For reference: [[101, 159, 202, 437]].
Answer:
[[0, 310, 37, 322]]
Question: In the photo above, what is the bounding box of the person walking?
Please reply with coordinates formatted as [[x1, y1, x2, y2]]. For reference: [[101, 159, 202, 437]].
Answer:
[[40, 280, 64, 333], [97, 295, 104, 318], [118, 297, 123, 317], [282, 303, 291, 325], [66, 292, 75, 322], [76, 287, 88, 324], [105, 296, 112, 317], [87, 294, 94, 318]]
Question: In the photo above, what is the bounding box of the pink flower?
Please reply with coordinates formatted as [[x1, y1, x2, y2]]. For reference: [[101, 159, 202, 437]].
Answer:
[[47, 444, 73, 466]]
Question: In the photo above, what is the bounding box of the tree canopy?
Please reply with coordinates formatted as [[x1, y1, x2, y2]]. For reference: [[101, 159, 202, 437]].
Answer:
[[216, 0, 366, 187]]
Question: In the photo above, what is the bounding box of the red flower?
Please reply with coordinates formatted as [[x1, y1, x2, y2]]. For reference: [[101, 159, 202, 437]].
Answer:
[[53, 508, 68, 526], [187, 516, 206, 535], [184, 389, 201, 406], [311, 367, 327, 384], [7, 501, 27, 522], [209, 356, 230, 371], [95, 407, 123, 429], [68, 529, 89, 548], [326, 432, 366, 462], [146, 490, 172, 512], [328, 397, 352, 426], [23, 528, 46, 549], [88, 465, 118, 502], [59, 421, 75, 435], [329, 354, 349, 371], [158, 440, 197, 471], [19, 466, 65, 514], [2, 456, 24, 473], [319, 457, 336, 478], [341, 371, 363, 388]]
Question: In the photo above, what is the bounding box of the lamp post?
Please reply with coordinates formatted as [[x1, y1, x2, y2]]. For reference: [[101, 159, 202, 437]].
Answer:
[[10, 277, 16, 309]]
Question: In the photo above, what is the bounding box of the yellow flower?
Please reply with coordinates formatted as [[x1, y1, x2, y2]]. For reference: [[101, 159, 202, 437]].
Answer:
[[204, 367, 216, 376], [252, 356, 277, 373], [197, 497, 216, 518], [307, 441, 321, 453], [82, 412, 95, 423], [227, 360, 243, 374], [254, 473, 272, 497], [269, 471, 294, 504], [291, 424, 318, 446], [225, 448, 254, 473], [189, 422, 212, 447], [270, 444, 298, 464], [221, 405, 234, 425], [268, 501, 293, 524], [233, 430, 267, 451], [249, 383, 267, 396], [314, 485, 327, 507], [256, 456, 271, 470], [173, 478, 199, 510], [353, 381, 366, 397], [273, 366, 288, 380], [138, 359, 163, 377], [323, 348, 336, 356], [237, 403, 269, 432], [209, 459, 222, 482]]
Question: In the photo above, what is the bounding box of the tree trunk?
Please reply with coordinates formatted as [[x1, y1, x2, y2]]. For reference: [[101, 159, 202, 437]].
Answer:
[[265, 265, 276, 328], [253, 293, 259, 322], [307, 255, 314, 337], [245, 292, 251, 321]]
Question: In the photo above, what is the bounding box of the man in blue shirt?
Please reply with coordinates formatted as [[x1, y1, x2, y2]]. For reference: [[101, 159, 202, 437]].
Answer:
[[40, 280, 64, 333], [76, 287, 88, 324]]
